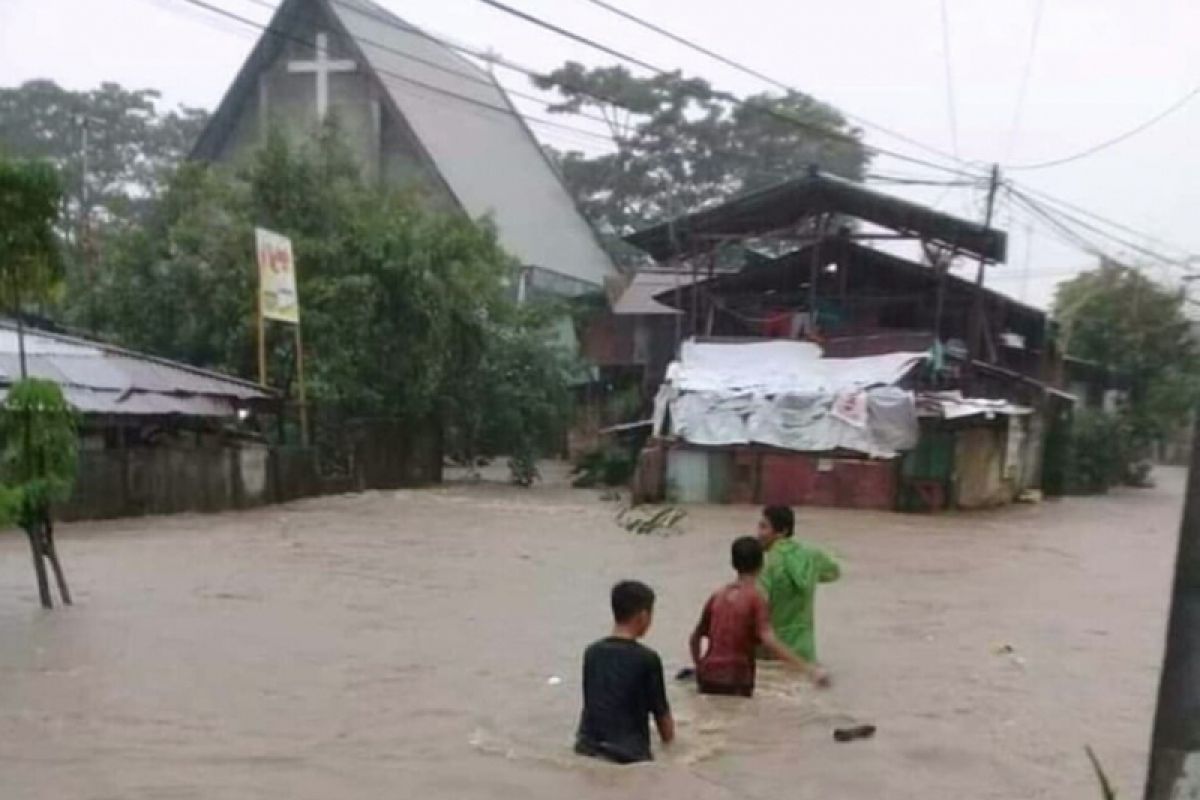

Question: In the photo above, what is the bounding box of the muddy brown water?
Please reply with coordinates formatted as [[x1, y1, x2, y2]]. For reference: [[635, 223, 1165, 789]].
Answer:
[[0, 465, 1183, 799]]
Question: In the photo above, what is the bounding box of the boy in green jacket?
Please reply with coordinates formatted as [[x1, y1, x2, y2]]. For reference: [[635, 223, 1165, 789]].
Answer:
[[757, 505, 840, 663]]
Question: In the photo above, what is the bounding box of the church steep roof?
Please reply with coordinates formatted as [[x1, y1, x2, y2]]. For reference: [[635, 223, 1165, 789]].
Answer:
[[193, 0, 614, 289]]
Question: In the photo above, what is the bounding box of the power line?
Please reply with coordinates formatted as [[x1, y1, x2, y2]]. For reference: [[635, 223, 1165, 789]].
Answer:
[[1008, 79, 1200, 170], [1010, 186, 1190, 269], [173, 0, 620, 146], [196, 0, 1198, 269], [1008, 187, 1191, 271], [478, 0, 665, 74], [576, 0, 971, 169], [1004, 0, 1046, 162], [468, 0, 980, 178], [1009, 179, 1195, 260], [271, 0, 972, 176], [937, 0, 960, 158], [235, 0, 625, 136], [864, 172, 978, 187]]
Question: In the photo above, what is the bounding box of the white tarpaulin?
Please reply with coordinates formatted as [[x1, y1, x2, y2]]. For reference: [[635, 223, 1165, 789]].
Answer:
[[916, 391, 1032, 420], [656, 340, 926, 458]]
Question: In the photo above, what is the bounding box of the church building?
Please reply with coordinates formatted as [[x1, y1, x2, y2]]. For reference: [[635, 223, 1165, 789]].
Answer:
[[192, 0, 615, 296]]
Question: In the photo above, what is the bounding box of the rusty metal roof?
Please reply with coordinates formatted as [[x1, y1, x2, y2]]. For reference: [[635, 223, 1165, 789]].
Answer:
[[0, 323, 271, 418]]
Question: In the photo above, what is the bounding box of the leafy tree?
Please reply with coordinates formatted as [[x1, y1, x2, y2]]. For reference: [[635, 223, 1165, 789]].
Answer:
[[0, 380, 78, 608], [0, 157, 75, 607], [1055, 260, 1200, 459], [0, 158, 64, 350], [534, 63, 870, 266], [444, 304, 577, 484], [80, 126, 573, 474], [0, 80, 208, 226]]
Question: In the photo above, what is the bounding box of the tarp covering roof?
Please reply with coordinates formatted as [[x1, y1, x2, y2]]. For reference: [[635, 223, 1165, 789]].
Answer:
[[654, 339, 926, 457], [626, 169, 1007, 263], [667, 339, 927, 395], [0, 323, 270, 418], [917, 391, 1032, 419]]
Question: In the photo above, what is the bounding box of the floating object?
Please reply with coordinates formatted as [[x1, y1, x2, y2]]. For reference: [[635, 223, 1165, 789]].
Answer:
[[546, 675, 562, 686], [675, 667, 696, 682], [833, 724, 876, 743]]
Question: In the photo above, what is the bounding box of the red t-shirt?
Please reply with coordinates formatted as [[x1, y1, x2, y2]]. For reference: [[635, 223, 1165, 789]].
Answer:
[[695, 582, 772, 696]]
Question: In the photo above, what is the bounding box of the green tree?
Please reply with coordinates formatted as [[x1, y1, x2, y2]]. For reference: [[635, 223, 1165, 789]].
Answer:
[[445, 304, 577, 484], [0, 80, 209, 225], [82, 126, 573, 474], [0, 157, 75, 607], [0, 157, 64, 372], [0, 380, 78, 608], [534, 63, 870, 266], [1055, 260, 1199, 463]]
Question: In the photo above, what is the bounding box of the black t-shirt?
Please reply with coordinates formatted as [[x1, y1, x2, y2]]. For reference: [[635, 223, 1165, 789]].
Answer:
[[575, 637, 670, 764]]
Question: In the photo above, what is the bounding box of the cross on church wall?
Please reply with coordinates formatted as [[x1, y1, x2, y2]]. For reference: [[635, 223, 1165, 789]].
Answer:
[[287, 32, 356, 120]]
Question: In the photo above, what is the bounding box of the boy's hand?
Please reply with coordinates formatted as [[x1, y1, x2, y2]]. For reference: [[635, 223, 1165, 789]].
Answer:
[[809, 666, 832, 688]]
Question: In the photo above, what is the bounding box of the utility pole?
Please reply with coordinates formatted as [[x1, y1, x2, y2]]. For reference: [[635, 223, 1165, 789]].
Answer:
[[1143, 427, 1200, 799], [969, 163, 1001, 367], [76, 115, 100, 276]]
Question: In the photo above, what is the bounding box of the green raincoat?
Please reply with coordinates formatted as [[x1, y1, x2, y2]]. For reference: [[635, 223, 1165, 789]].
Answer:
[[758, 538, 840, 662]]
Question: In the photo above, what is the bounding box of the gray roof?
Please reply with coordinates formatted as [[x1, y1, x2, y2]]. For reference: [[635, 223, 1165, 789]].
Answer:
[[0, 323, 270, 418], [627, 169, 1007, 263], [194, 0, 615, 290]]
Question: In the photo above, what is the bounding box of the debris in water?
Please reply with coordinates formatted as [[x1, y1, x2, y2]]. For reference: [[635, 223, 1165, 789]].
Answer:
[[614, 505, 686, 535], [833, 724, 877, 743]]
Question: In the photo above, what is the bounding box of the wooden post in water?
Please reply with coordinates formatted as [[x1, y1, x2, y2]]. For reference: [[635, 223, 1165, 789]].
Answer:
[[1144, 424, 1200, 798]]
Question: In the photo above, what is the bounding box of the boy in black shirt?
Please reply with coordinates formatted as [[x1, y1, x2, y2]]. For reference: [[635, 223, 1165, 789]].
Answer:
[[575, 580, 675, 764]]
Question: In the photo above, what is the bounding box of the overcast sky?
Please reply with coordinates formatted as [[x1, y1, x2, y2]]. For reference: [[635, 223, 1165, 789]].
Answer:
[[4, 0, 1199, 309]]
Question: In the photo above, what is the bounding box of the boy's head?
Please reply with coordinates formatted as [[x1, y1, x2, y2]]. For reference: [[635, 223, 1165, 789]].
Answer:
[[611, 579, 656, 637], [758, 505, 794, 547], [731, 535, 764, 577]]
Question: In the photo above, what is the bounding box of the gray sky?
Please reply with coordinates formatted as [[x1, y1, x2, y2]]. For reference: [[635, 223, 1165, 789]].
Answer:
[[4, 0, 1199, 308]]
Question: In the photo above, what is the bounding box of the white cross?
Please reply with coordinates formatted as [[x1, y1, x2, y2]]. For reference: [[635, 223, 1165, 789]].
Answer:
[[287, 32, 356, 120]]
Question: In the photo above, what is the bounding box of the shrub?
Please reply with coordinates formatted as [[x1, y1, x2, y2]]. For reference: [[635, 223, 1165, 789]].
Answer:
[[1067, 410, 1134, 494], [572, 444, 636, 488]]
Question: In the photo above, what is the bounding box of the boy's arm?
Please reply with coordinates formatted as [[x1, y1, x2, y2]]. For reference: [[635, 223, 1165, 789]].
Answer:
[[688, 599, 712, 667], [760, 629, 828, 685], [755, 596, 829, 687], [649, 654, 674, 744], [655, 712, 676, 744], [816, 549, 841, 583]]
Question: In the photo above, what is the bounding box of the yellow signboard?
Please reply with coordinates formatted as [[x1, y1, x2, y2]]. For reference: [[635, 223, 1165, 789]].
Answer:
[[255, 227, 299, 324]]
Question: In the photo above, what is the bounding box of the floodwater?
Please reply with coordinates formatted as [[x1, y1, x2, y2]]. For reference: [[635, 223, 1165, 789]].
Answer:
[[0, 464, 1184, 799]]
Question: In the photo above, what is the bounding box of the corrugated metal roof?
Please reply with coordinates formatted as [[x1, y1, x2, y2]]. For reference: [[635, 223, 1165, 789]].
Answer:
[[0, 324, 270, 418], [626, 169, 1007, 263]]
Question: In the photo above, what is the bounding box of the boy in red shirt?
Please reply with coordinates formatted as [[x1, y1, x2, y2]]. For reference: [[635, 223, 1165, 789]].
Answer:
[[689, 537, 828, 696]]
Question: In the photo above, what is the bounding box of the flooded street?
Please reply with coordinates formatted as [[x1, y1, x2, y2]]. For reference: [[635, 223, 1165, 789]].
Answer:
[[0, 466, 1184, 799]]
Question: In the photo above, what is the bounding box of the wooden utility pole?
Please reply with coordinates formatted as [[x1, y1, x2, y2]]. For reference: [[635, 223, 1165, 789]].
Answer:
[[969, 163, 1002, 365], [1143, 427, 1200, 799], [294, 324, 309, 447], [257, 291, 267, 388]]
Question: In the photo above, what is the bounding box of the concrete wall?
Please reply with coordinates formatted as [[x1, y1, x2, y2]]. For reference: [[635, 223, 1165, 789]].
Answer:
[[58, 421, 442, 522]]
